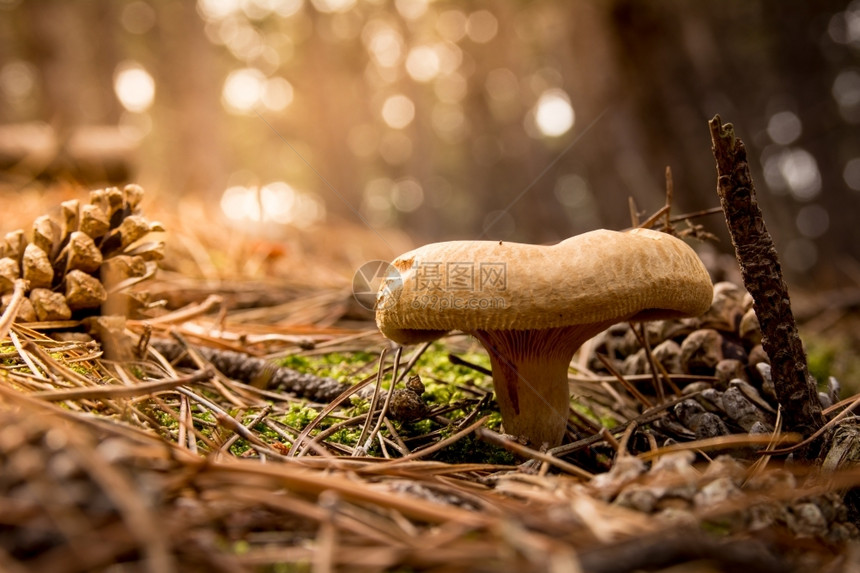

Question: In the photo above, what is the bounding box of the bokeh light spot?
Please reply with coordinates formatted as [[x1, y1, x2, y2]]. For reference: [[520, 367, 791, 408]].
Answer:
[[405, 45, 440, 82], [833, 69, 860, 121], [222, 67, 266, 113], [437, 10, 467, 42], [310, 0, 356, 14], [466, 10, 498, 44], [0, 60, 36, 101], [762, 147, 821, 200], [198, 0, 242, 21], [532, 88, 574, 137], [767, 110, 802, 145], [261, 76, 294, 111], [220, 182, 325, 227], [553, 174, 590, 208], [114, 62, 156, 112], [394, 0, 428, 21], [121, 1, 157, 34], [363, 22, 404, 68], [391, 178, 424, 212], [381, 94, 415, 129], [843, 157, 860, 190]]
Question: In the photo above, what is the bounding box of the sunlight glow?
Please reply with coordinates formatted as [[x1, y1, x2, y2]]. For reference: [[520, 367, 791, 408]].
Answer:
[[844, 157, 860, 191], [261, 76, 294, 111], [222, 68, 292, 113], [114, 62, 156, 112], [828, 3, 860, 45], [223, 68, 266, 113], [0, 60, 36, 101], [762, 147, 822, 200], [532, 89, 574, 137], [310, 0, 356, 14], [363, 22, 404, 68], [833, 69, 860, 121], [197, 0, 242, 20], [767, 111, 802, 145], [362, 178, 395, 226], [220, 182, 325, 227], [395, 0, 428, 21], [466, 10, 498, 44], [436, 10, 467, 42], [405, 45, 440, 82], [381, 94, 415, 129], [121, 1, 156, 34], [391, 177, 424, 212]]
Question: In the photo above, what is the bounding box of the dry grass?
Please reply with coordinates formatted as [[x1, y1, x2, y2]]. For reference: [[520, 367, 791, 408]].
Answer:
[[0, 185, 858, 572]]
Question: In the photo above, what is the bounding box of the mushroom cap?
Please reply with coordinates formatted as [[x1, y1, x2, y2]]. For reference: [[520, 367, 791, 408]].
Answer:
[[376, 228, 713, 344]]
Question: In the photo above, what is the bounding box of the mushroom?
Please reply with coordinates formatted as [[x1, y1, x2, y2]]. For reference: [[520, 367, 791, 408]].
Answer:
[[375, 228, 713, 447]]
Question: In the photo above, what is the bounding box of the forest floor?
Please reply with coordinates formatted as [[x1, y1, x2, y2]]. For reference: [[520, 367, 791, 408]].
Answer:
[[1, 184, 859, 572]]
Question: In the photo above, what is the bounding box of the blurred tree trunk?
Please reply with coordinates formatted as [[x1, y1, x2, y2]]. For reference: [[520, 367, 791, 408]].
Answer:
[[152, 1, 228, 197], [586, 0, 860, 281], [764, 0, 860, 283], [23, 0, 121, 128]]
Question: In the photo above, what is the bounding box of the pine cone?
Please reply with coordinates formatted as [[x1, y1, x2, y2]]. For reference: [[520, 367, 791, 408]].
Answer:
[[0, 184, 164, 323]]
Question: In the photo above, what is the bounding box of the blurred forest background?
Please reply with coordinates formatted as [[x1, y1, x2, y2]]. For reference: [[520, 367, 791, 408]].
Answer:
[[1, 0, 860, 287]]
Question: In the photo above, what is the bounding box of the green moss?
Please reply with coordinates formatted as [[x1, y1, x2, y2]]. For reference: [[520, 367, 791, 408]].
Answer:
[[194, 410, 216, 424], [281, 403, 321, 430], [278, 351, 376, 383], [402, 418, 434, 436], [276, 342, 516, 464], [70, 363, 91, 377], [484, 411, 504, 431], [278, 354, 310, 371], [252, 418, 282, 442], [229, 441, 252, 456], [152, 408, 178, 429], [328, 425, 379, 454], [347, 395, 370, 416]]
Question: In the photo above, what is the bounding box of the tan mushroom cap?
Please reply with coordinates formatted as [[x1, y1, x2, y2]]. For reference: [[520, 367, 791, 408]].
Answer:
[[376, 228, 713, 343]]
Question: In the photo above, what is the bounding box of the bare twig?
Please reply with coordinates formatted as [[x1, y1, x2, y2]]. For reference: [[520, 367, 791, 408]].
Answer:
[[30, 368, 214, 401], [709, 114, 825, 443], [476, 428, 594, 479], [0, 279, 27, 341]]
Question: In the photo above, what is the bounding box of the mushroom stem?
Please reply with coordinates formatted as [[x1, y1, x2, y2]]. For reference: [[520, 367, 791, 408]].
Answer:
[[474, 324, 613, 447]]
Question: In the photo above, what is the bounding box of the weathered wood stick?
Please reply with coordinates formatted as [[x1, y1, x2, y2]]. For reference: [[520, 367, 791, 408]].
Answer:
[[708, 114, 825, 442]]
